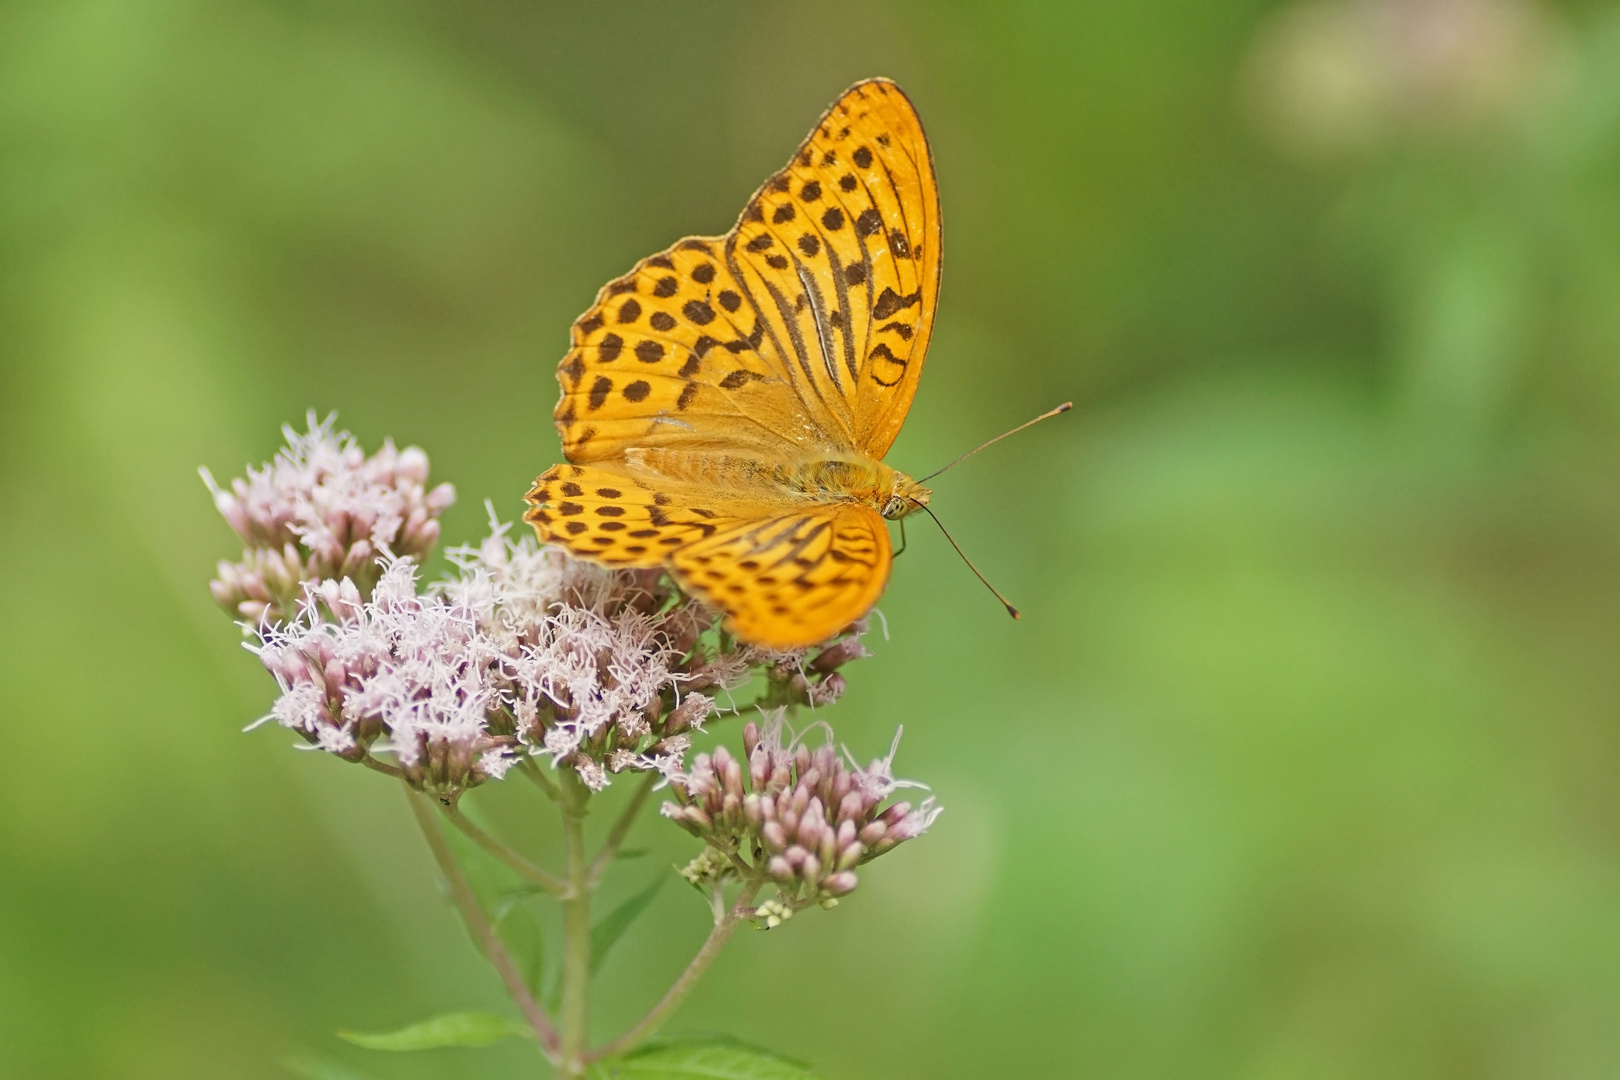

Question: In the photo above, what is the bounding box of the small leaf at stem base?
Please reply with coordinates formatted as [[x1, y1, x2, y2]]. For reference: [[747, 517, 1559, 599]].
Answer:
[[337, 1011, 532, 1051], [587, 1036, 822, 1079], [590, 873, 667, 977], [278, 1053, 379, 1080]]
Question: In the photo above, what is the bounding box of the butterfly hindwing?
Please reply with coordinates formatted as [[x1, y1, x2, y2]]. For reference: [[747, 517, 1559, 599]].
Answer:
[[669, 505, 891, 649], [524, 463, 744, 568]]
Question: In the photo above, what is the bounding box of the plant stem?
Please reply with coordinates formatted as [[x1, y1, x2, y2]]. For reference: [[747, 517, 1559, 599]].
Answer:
[[403, 785, 561, 1064], [520, 756, 562, 801], [586, 880, 763, 1064], [440, 804, 569, 897], [559, 771, 593, 1074], [359, 755, 405, 780], [587, 773, 657, 887]]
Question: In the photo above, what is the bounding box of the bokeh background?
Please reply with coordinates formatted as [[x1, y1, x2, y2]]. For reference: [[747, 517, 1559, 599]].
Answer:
[[5, 1, 1620, 1077]]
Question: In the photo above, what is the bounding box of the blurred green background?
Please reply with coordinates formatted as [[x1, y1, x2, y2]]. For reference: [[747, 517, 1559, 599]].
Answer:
[[5, 1, 1620, 1077]]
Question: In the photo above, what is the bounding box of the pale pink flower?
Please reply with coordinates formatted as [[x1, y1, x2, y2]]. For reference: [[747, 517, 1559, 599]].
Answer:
[[203, 413, 455, 625], [663, 714, 940, 908]]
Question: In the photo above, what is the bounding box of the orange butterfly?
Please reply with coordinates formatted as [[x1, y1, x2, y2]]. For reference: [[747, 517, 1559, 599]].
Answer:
[[525, 78, 940, 649]]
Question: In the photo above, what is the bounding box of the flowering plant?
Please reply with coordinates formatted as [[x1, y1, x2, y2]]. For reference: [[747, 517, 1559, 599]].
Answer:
[[205, 416, 938, 1078]]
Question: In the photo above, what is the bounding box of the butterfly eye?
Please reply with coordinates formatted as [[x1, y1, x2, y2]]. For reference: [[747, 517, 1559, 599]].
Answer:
[[882, 496, 907, 520]]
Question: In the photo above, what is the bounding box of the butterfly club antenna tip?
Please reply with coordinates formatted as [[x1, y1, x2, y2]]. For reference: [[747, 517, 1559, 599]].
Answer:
[[919, 505, 1021, 621], [918, 401, 1073, 483]]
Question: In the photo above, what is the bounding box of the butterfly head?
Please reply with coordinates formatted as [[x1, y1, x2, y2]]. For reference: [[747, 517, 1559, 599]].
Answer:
[[881, 472, 931, 521]]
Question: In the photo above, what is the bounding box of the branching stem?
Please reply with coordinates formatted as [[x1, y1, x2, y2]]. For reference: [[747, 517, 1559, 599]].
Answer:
[[588, 773, 657, 887], [404, 785, 561, 1064], [440, 804, 569, 897], [586, 879, 764, 1063], [520, 756, 561, 801], [359, 755, 405, 780]]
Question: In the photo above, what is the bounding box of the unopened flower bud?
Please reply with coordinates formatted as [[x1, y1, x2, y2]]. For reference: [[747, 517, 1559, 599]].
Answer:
[[762, 820, 787, 851], [879, 802, 911, 829], [801, 853, 822, 885], [810, 637, 869, 673], [397, 446, 429, 484], [822, 872, 859, 896]]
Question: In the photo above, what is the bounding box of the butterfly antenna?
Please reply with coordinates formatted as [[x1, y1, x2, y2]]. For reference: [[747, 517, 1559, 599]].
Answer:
[[918, 402, 1073, 483], [919, 505, 1020, 620]]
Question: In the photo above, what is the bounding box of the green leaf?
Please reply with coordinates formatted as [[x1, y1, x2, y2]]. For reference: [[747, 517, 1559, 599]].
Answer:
[[337, 1012, 532, 1051], [278, 1054, 378, 1080], [589, 873, 666, 977], [494, 892, 547, 996], [588, 1037, 821, 1079], [439, 821, 513, 912]]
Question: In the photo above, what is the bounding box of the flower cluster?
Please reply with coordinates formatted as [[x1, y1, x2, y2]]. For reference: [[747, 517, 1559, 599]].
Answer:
[[207, 421, 874, 799], [204, 412, 455, 625], [249, 514, 869, 797], [664, 715, 941, 917]]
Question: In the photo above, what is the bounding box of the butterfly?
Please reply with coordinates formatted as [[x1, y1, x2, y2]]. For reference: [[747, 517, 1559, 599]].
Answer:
[[524, 78, 940, 649]]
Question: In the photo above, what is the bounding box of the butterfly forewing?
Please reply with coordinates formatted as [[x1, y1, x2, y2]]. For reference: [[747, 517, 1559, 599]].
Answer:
[[555, 241, 842, 463], [727, 79, 940, 459]]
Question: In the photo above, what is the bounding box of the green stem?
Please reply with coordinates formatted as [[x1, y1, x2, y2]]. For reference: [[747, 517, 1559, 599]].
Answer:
[[359, 755, 405, 780], [560, 771, 593, 1074], [404, 786, 561, 1064], [521, 756, 562, 801], [586, 879, 763, 1063], [587, 773, 657, 887], [440, 804, 569, 897]]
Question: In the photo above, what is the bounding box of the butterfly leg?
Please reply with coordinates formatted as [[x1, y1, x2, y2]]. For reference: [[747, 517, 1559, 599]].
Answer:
[[892, 517, 908, 559]]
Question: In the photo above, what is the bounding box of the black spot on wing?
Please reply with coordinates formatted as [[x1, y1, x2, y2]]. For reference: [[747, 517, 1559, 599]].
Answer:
[[871, 287, 921, 320]]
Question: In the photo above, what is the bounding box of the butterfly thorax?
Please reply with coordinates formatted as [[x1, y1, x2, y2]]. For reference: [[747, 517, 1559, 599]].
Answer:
[[623, 447, 929, 520]]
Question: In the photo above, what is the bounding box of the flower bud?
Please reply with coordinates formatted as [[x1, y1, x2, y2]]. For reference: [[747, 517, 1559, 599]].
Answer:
[[810, 637, 869, 673], [822, 872, 858, 896], [744, 793, 764, 829], [397, 446, 429, 484], [800, 853, 821, 886]]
